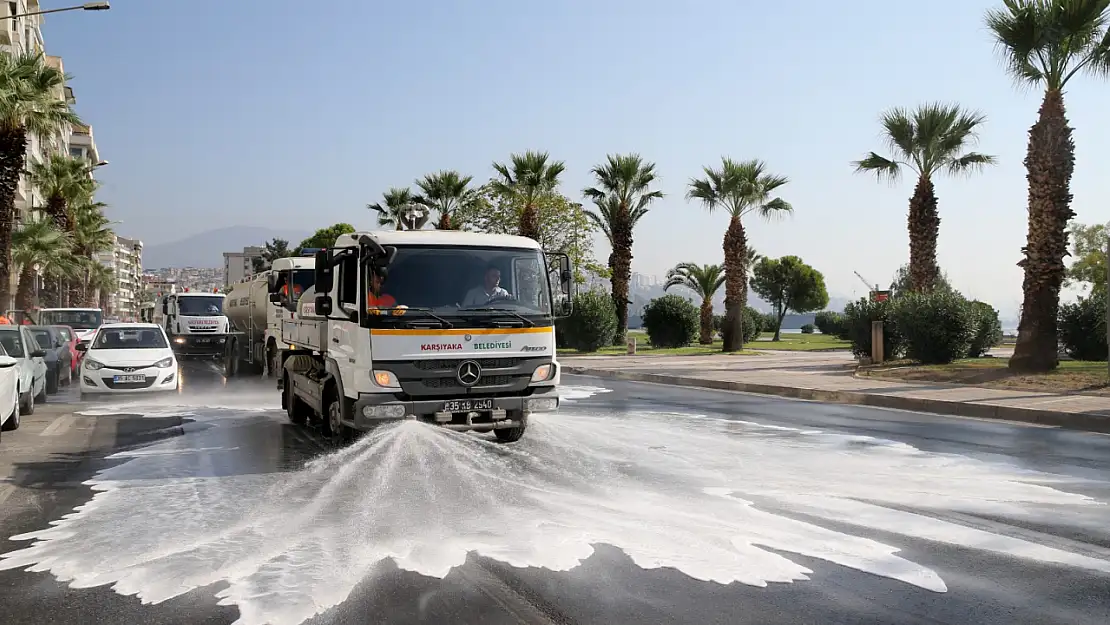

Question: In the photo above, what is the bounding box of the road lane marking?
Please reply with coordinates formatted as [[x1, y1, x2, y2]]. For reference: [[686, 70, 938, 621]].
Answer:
[[40, 415, 77, 436], [0, 485, 14, 507]]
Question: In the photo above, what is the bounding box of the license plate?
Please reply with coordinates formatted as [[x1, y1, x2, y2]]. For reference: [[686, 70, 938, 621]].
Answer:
[[442, 399, 493, 412], [113, 374, 145, 383], [194, 338, 211, 344]]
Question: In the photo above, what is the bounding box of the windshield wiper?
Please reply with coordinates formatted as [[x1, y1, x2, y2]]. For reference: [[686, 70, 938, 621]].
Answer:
[[458, 307, 535, 327], [389, 307, 454, 328]]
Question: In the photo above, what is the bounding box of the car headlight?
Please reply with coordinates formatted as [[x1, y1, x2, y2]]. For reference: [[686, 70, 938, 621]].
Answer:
[[84, 359, 104, 371], [530, 363, 555, 382], [156, 357, 174, 368]]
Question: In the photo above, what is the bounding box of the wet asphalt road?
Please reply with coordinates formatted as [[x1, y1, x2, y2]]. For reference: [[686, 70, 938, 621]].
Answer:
[[0, 362, 1109, 625]]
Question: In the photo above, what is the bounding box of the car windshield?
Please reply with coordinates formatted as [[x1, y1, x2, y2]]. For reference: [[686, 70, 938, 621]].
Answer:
[[91, 328, 168, 350], [40, 310, 102, 330], [362, 245, 553, 324], [54, 327, 73, 342], [0, 330, 25, 357], [178, 296, 224, 316]]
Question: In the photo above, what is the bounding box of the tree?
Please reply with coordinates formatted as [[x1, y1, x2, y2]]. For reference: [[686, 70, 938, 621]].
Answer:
[[687, 158, 792, 352], [11, 215, 70, 310], [27, 154, 96, 233], [889, 263, 954, 298], [0, 52, 82, 307], [986, 0, 1110, 373], [71, 200, 115, 306], [490, 151, 566, 241], [252, 238, 292, 273], [664, 262, 725, 344], [294, 223, 355, 254], [751, 255, 830, 341], [415, 170, 475, 230], [852, 104, 995, 293], [455, 185, 603, 284], [746, 247, 761, 278], [368, 187, 429, 231], [88, 262, 115, 310], [583, 154, 663, 345], [1065, 222, 1107, 295]]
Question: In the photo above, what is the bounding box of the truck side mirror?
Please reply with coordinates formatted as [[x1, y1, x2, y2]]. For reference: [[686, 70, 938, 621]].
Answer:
[[315, 250, 334, 293], [162, 301, 168, 315], [315, 295, 333, 317], [267, 273, 278, 292]]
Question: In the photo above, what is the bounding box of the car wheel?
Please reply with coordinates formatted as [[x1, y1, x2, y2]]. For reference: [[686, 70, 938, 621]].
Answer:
[[20, 389, 33, 416], [35, 379, 46, 403], [46, 366, 59, 395], [2, 396, 20, 431]]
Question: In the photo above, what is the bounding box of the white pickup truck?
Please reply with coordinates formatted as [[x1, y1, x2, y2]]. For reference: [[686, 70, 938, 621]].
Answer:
[[275, 230, 573, 444]]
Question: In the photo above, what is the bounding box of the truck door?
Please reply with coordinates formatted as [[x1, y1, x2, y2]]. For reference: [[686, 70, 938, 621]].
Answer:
[[329, 252, 360, 399]]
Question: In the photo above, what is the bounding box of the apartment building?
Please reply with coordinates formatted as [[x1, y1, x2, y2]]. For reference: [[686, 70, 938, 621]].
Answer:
[[223, 246, 263, 286], [98, 236, 144, 320]]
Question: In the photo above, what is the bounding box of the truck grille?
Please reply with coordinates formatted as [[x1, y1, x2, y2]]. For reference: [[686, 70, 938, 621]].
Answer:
[[413, 358, 520, 371], [422, 374, 514, 389], [378, 356, 545, 397]]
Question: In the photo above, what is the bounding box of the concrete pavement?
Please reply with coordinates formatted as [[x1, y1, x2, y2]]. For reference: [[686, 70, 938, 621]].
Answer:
[[562, 350, 1110, 433]]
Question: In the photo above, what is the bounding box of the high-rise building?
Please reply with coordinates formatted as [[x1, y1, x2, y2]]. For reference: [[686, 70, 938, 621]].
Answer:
[[223, 246, 263, 285], [98, 236, 144, 320]]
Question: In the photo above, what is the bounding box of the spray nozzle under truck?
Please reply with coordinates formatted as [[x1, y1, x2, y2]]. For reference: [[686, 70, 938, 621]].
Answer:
[[276, 230, 574, 444]]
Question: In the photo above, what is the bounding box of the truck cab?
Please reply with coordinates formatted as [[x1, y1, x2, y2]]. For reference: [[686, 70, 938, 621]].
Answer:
[[278, 230, 573, 444], [31, 308, 104, 344], [223, 255, 315, 377], [160, 291, 231, 359]]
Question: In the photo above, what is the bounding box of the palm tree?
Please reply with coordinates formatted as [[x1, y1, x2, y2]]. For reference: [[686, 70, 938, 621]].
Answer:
[[986, 0, 1110, 373], [415, 171, 475, 230], [11, 215, 70, 309], [87, 262, 115, 310], [71, 200, 114, 304], [0, 52, 82, 307], [852, 103, 995, 293], [746, 247, 761, 278], [368, 187, 429, 230], [490, 151, 566, 241], [686, 158, 792, 352], [27, 154, 96, 232], [583, 154, 663, 345], [665, 262, 726, 344]]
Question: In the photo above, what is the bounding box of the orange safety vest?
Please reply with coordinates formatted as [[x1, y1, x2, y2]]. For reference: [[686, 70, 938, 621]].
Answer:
[[0, 315, 9, 325], [367, 293, 396, 308]]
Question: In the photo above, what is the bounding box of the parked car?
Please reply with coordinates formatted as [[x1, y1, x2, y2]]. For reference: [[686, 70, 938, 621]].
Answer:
[[0, 340, 21, 440], [52, 325, 82, 374], [78, 323, 179, 396], [29, 325, 72, 394], [0, 325, 47, 414]]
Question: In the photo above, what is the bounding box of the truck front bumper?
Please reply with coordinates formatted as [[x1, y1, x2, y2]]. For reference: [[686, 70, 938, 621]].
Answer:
[[170, 334, 227, 358], [351, 385, 560, 431]]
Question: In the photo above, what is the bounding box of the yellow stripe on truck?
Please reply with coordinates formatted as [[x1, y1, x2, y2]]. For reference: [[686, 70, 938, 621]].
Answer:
[[370, 327, 554, 336]]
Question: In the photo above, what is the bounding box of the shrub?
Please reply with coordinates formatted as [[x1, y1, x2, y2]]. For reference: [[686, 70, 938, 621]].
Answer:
[[800, 323, 815, 334], [889, 290, 976, 364], [557, 289, 617, 352], [642, 294, 699, 348], [713, 307, 763, 343], [842, 297, 903, 361], [1058, 291, 1107, 361], [814, 311, 844, 336], [967, 301, 1003, 358], [760, 312, 778, 336]]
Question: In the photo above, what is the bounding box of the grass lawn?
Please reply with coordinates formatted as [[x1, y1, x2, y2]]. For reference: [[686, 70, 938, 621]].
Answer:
[[557, 331, 848, 357], [861, 357, 1110, 395]]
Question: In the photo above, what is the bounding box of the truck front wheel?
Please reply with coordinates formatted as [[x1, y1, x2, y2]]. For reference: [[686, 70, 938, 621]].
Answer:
[[494, 412, 527, 443], [284, 374, 309, 425], [323, 396, 353, 446]]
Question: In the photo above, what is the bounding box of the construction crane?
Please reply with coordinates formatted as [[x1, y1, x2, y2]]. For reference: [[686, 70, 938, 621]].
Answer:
[[853, 270, 890, 302], [853, 271, 879, 292]]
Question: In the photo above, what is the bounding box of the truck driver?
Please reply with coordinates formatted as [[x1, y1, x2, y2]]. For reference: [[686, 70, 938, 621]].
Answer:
[[367, 271, 396, 310]]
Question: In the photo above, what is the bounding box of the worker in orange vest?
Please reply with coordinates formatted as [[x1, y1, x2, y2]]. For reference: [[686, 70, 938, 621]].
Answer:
[[0, 315, 10, 325]]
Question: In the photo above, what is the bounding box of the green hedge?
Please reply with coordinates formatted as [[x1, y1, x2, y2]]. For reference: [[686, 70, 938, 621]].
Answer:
[[967, 300, 1003, 358], [842, 297, 903, 361], [889, 291, 976, 364], [556, 289, 617, 352], [1059, 291, 1107, 361], [713, 306, 764, 343], [814, 311, 845, 337], [643, 294, 700, 348], [800, 323, 815, 334]]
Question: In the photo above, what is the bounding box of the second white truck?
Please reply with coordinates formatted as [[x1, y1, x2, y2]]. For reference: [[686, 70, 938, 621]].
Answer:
[[276, 230, 573, 444], [157, 291, 232, 359]]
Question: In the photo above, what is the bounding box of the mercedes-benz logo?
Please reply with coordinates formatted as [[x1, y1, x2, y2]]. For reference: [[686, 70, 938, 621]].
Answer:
[[464, 334, 472, 342], [456, 360, 482, 387]]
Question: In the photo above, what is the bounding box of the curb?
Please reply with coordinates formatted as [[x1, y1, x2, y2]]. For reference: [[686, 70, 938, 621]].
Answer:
[[564, 367, 1110, 434]]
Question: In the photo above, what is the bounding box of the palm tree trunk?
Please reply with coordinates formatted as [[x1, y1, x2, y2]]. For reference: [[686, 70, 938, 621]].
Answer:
[[42, 279, 61, 307], [0, 128, 27, 310], [907, 175, 940, 292], [699, 297, 714, 344], [609, 219, 634, 346], [520, 202, 541, 241], [721, 215, 748, 352], [1010, 88, 1075, 373], [14, 265, 35, 310]]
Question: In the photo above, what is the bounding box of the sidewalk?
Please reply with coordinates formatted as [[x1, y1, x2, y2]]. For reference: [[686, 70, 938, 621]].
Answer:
[[561, 350, 1110, 433]]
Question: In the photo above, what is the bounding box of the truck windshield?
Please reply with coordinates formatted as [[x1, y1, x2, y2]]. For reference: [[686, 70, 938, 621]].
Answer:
[[363, 245, 553, 323], [290, 269, 314, 296], [178, 296, 224, 316], [40, 310, 102, 330]]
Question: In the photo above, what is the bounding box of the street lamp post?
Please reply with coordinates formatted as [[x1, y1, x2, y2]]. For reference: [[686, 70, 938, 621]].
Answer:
[[1, 1, 109, 21]]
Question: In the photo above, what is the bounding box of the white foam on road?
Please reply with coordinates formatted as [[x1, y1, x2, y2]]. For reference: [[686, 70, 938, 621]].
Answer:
[[1, 384, 1108, 625]]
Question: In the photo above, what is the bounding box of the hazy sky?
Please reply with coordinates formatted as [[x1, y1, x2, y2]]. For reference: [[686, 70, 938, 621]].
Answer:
[[42, 0, 1110, 317]]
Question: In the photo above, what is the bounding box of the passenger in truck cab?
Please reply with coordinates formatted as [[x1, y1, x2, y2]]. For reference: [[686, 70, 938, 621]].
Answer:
[[281, 282, 304, 301], [366, 271, 396, 310], [462, 266, 511, 307]]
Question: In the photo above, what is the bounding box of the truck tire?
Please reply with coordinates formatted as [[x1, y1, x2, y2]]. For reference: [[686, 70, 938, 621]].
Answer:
[[223, 342, 239, 378], [266, 341, 280, 379], [494, 412, 527, 443], [283, 373, 309, 425], [322, 390, 353, 446]]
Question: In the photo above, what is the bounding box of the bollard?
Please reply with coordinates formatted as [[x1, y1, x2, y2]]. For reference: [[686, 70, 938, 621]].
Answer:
[[627, 337, 637, 355], [871, 320, 884, 364]]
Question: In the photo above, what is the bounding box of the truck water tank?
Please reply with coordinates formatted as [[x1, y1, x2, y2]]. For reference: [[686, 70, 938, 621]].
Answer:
[[224, 272, 274, 342]]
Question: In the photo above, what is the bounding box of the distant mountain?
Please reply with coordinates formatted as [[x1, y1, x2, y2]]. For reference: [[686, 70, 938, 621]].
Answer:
[[143, 226, 308, 269]]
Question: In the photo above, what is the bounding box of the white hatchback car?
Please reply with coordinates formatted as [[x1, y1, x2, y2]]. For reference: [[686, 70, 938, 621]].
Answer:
[[78, 323, 180, 396], [0, 340, 23, 440], [0, 325, 47, 415]]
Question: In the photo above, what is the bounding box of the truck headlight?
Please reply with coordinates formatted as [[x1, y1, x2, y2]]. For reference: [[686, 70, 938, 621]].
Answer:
[[84, 359, 104, 371], [530, 364, 555, 382], [372, 370, 400, 388], [173, 337, 185, 344], [156, 357, 174, 368]]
